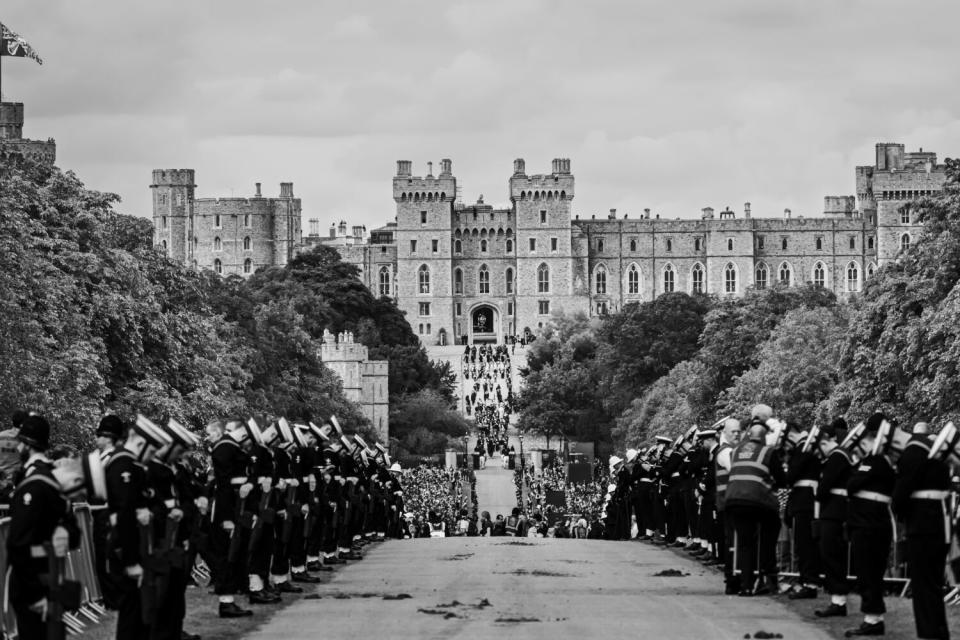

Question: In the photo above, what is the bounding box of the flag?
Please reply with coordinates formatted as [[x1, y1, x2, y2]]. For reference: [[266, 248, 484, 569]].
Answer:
[[1, 22, 43, 64]]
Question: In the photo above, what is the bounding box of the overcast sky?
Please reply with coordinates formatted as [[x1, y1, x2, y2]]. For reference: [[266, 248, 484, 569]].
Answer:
[[4, 1, 959, 229]]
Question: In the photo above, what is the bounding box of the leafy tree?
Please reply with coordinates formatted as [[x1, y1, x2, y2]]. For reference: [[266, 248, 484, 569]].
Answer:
[[390, 389, 471, 456]]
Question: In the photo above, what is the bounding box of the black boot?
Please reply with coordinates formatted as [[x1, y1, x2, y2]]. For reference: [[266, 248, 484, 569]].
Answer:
[[844, 621, 884, 637], [219, 602, 253, 618], [274, 581, 304, 594], [291, 571, 322, 583], [248, 590, 281, 604], [815, 603, 848, 618]]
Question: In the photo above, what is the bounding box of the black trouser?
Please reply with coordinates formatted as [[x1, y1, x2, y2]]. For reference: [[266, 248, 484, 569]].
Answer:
[[850, 525, 892, 615], [683, 489, 698, 539], [271, 513, 293, 577], [116, 574, 149, 639], [249, 520, 275, 580], [906, 536, 950, 639], [637, 485, 654, 533], [211, 523, 249, 595], [699, 497, 715, 546], [717, 509, 735, 583], [791, 511, 819, 586], [13, 598, 49, 640], [667, 487, 686, 541], [93, 510, 122, 609], [727, 505, 780, 591], [149, 565, 187, 640], [653, 488, 667, 535], [290, 511, 308, 568], [818, 519, 849, 596]]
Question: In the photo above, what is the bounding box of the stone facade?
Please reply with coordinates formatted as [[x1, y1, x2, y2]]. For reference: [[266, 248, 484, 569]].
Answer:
[[151, 172, 302, 277], [319, 330, 389, 442], [333, 144, 948, 346], [0, 101, 56, 165]]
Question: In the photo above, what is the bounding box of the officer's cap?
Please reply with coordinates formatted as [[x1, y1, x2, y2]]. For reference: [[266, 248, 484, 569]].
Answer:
[[96, 415, 126, 441], [18, 414, 50, 451]]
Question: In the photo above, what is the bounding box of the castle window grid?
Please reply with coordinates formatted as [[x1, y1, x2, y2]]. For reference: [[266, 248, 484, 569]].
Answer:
[[755, 263, 768, 290], [243, 236, 251, 251], [454, 239, 462, 254], [537, 264, 550, 293], [691, 263, 705, 294], [813, 262, 826, 288], [454, 268, 463, 295], [724, 263, 737, 294], [421, 211, 427, 225], [540, 210, 547, 224], [507, 302, 514, 315], [627, 264, 640, 295], [410, 240, 417, 253], [597, 301, 608, 315], [419, 302, 431, 317], [816, 237, 823, 251], [418, 265, 430, 294], [432, 239, 439, 253], [757, 236, 765, 251], [847, 262, 860, 293], [455, 303, 462, 316], [727, 238, 734, 251], [506, 239, 513, 253], [379, 266, 391, 297], [868, 236, 875, 250], [694, 237, 702, 252], [538, 300, 550, 315], [243, 258, 252, 274], [529, 238, 537, 252], [630, 239, 637, 252], [214, 237, 222, 252], [506, 268, 515, 294], [781, 237, 788, 251], [779, 262, 792, 286], [849, 236, 856, 250], [480, 239, 488, 253], [214, 259, 223, 275], [663, 264, 675, 293], [478, 265, 490, 294], [598, 238, 605, 253], [595, 265, 607, 294], [551, 238, 558, 253], [665, 238, 673, 253], [900, 233, 911, 252], [901, 207, 911, 224]]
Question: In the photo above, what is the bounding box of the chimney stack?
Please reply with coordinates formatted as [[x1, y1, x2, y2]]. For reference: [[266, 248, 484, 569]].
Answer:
[[744, 202, 751, 218], [644, 208, 651, 219], [513, 158, 526, 175], [784, 208, 792, 218], [427, 161, 433, 177], [440, 159, 452, 175], [255, 182, 262, 197], [608, 208, 617, 220], [279, 182, 294, 198], [396, 160, 412, 177]]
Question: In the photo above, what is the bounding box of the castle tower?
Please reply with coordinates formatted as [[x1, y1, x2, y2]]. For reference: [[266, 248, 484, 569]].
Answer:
[[272, 182, 301, 267], [150, 169, 196, 264], [510, 158, 582, 329], [393, 159, 456, 345], [0, 101, 56, 164]]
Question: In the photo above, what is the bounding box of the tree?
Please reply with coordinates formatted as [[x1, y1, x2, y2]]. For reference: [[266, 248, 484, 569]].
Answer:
[[390, 389, 471, 456]]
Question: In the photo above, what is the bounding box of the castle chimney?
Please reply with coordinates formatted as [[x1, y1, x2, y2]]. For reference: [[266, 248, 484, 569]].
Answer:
[[784, 208, 792, 218], [255, 182, 262, 197], [329, 223, 336, 239], [396, 160, 412, 177], [309, 218, 319, 236], [440, 159, 452, 175], [744, 202, 751, 218], [608, 208, 617, 220], [352, 225, 364, 239], [552, 158, 561, 174], [513, 158, 526, 175], [644, 208, 651, 219], [701, 207, 714, 220], [427, 161, 433, 177], [279, 182, 294, 198]]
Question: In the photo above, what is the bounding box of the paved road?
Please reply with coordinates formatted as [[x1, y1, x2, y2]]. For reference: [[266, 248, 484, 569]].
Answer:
[[473, 466, 516, 518], [245, 537, 833, 640]]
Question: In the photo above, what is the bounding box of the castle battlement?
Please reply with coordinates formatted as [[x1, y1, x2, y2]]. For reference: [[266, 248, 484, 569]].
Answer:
[[0, 101, 56, 165], [318, 329, 389, 442]]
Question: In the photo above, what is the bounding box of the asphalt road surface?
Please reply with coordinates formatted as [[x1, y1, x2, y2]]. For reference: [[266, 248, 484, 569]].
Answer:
[[244, 537, 833, 640]]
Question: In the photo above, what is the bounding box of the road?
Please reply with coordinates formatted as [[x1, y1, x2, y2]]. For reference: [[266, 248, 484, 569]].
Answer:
[[244, 537, 834, 640], [473, 466, 517, 519]]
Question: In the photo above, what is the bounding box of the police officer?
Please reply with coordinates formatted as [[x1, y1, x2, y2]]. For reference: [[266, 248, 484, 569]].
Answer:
[[724, 405, 785, 597], [6, 414, 77, 639], [844, 413, 896, 637], [894, 420, 950, 640]]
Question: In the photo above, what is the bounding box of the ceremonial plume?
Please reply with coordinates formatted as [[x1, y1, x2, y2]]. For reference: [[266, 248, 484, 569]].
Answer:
[[1, 22, 43, 64]]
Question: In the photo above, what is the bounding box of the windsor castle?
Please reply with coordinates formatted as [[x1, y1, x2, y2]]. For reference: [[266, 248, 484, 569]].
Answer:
[[151, 143, 948, 347]]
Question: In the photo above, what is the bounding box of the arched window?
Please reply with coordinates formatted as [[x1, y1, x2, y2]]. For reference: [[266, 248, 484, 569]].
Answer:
[[691, 263, 705, 293], [454, 239, 462, 254], [595, 265, 607, 294], [755, 263, 768, 290], [779, 262, 792, 286], [161, 239, 168, 254], [480, 239, 488, 252], [867, 263, 877, 277], [379, 266, 391, 296], [243, 236, 251, 251], [478, 265, 490, 294], [630, 239, 637, 252], [454, 268, 463, 295], [846, 261, 860, 293], [537, 263, 550, 293], [214, 214, 221, 228], [627, 264, 640, 295], [506, 239, 513, 253], [244, 213, 250, 227], [243, 258, 252, 274], [213, 236, 222, 251], [724, 263, 737, 293], [506, 268, 514, 294], [214, 259, 222, 275], [900, 233, 911, 252], [666, 238, 672, 252], [901, 207, 911, 224], [418, 264, 430, 294], [813, 262, 825, 287], [597, 239, 605, 253], [663, 264, 675, 293]]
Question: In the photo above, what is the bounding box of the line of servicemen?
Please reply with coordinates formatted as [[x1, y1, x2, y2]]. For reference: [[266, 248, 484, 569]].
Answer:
[[604, 404, 956, 640], [6, 410, 405, 640]]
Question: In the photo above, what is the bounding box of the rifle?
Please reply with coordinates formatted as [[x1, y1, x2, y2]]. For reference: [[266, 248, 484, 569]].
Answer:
[[282, 482, 298, 544], [248, 488, 274, 554]]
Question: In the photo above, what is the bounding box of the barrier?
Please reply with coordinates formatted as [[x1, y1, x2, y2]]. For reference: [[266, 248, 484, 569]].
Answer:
[[0, 503, 108, 639]]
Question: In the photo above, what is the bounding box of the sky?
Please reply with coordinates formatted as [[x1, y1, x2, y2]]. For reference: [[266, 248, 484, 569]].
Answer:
[[4, 1, 960, 230]]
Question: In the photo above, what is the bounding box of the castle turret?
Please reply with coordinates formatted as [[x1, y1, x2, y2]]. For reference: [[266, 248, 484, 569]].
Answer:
[[0, 101, 56, 164], [151, 169, 196, 263]]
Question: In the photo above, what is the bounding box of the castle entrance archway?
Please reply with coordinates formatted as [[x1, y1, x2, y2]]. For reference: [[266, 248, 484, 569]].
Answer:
[[470, 304, 500, 344]]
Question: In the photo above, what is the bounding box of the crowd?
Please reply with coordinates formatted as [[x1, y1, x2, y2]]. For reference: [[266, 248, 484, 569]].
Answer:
[[463, 344, 516, 466], [1, 410, 411, 640], [601, 404, 955, 639], [400, 466, 477, 537]]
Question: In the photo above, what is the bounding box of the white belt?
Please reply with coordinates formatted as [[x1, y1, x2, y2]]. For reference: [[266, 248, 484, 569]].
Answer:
[[853, 490, 892, 504], [639, 478, 654, 483], [230, 477, 248, 485], [164, 499, 176, 509], [829, 488, 847, 497], [793, 480, 818, 489], [30, 545, 47, 558], [911, 490, 949, 500], [671, 472, 680, 478]]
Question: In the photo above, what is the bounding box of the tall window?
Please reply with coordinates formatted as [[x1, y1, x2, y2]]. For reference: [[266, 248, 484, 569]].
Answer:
[[537, 263, 550, 293], [432, 239, 439, 253], [867, 263, 876, 277], [691, 263, 705, 293], [418, 264, 430, 294], [214, 214, 221, 228], [781, 237, 788, 250], [868, 236, 875, 250], [755, 263, 768, 290], [727, 238, 734, 251], [454, 239, 462, 254], [849, 236, 856, 250], [538, 300, 550, 315], [779, 262, 792, 286], [595, 266, 607, 294], [161, 216, 167, 229], [213, 236, 222, 251], [419, 302, 431, 316], [846, 262, 860, 292], [243, 258, 252, 274], [665, 238, 673, 252], [420, 211, 427, 224], [813, 262, 825, 287], [214, 259, 222, 274], [529, 238, 536, 252], [815, 237, 823, 250], [243, 236, 251, 250], [478, 265, 490, 294], [454, 268, 463, 295], [244, 213, 250, 227], [900, 233, 911, 252], [694, 238, 701, 251], [901, 207, 911, 224], [724, 263, 737, 293], [540, 210, 547, 224], [506, 239, 513, 253], [597, 239, 604, 253], [630, 239, 637, 252], [410, 240, 417, 253], [551, 237, 558, 252], [506, 268, 514, 294], [757, 236, 765, 251], [379, 266, 391, 296], [627, 264, 640, 294], [161, 239, 168, 254], [480, 239, 488, 253], [663, 264, 675, 293]]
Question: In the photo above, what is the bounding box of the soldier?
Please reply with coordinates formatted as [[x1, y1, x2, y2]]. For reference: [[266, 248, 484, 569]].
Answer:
[[267, 420, 304, 596], [93, 415, 127, 610], [6, 414, 78, 639], [844, 413, 896, 637], [784, 422, 821, 600], [692, 429, 718, 560], [289, 425, 322, 584], [724, 405, 785, 597], [207, 419, 255, 618], [106, 414, 173, 640], [814, 418, 853, 619], [246, 420, 282, 605]]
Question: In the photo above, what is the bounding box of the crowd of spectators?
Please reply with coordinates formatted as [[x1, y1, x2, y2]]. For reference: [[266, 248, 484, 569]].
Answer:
[[401, 465, 478, 537], [506, 461, 611, 538]]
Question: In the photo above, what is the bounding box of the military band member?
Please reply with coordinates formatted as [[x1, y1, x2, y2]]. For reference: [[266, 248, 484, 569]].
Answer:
[[896, 421, 951, 640], [246, 419, 282, 604], [693, 430, 719, 559], [784, 422, 821, 600], [94, 415, 127, 610], [814, 418, 852, 619], [844, 413, 896, 637]]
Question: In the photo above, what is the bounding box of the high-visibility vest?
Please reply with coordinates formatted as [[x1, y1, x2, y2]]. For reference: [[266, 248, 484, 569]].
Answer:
[[505, 515, 519, 536], [714, 442, 732, 511], [724, 439, 778, 511]]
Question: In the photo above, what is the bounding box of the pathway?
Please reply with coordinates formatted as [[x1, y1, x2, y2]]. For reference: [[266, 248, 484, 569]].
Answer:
[[473, 466, 516, 518]]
